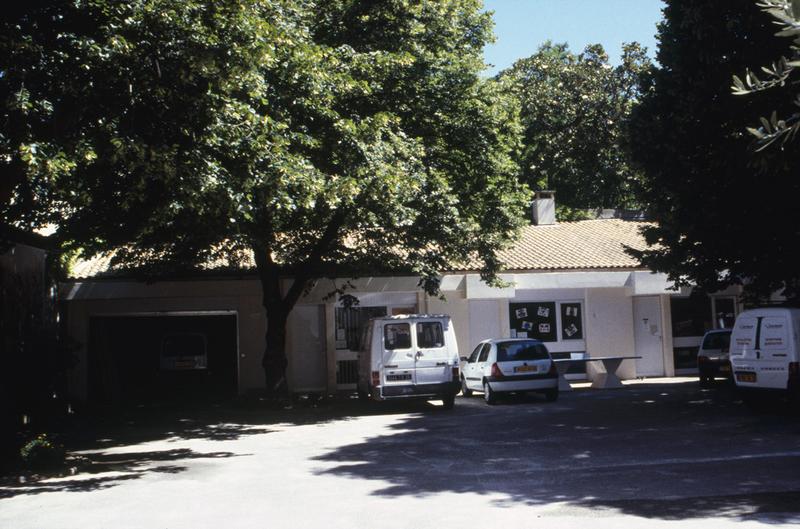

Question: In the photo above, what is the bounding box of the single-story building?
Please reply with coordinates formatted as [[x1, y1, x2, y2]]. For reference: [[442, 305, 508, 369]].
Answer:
[[61, 195, 743, 402]]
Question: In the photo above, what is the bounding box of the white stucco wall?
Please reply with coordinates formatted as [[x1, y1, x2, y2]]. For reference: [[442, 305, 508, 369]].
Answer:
[[426, 291, 471, 359]]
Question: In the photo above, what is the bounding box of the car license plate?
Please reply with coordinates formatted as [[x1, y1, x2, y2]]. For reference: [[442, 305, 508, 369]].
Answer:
[[386, 373, 412, 381], [736, 372, 756, 383], [514, 365, 537, 373]]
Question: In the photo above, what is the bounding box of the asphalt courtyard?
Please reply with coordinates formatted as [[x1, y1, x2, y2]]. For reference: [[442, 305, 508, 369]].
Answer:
[[2, 378, 800, 529]]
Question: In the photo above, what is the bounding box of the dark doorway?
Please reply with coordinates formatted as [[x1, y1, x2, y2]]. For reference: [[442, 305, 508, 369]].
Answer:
[[88, 314, 238, 404]]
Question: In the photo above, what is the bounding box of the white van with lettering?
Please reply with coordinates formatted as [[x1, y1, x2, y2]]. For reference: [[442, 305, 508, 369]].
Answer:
[[729, 307, 800, 400], [357, 314, 461, 409]]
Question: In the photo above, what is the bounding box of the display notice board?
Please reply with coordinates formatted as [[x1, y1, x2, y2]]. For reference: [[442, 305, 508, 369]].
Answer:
[[509, 302, 557, 342]]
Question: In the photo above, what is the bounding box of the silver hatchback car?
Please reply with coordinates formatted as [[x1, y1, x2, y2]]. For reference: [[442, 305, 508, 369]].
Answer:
[[459, 338, 559, 404]]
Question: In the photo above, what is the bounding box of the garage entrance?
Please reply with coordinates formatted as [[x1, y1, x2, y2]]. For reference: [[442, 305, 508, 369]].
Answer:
[[88, 313, 238, 404]]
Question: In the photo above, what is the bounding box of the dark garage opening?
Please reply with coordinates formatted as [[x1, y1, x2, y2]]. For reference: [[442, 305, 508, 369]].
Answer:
[[88, 314, 238, 404]]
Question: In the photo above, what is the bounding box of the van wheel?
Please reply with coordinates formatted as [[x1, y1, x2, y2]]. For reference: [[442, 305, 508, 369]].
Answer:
[[357, 385, 369, 401], [544, 388, 559, 402], [483, 381, 497, 405], [699, 375, 712, 388], [442, 393, 455, 410], [461, 377, 473, 397]]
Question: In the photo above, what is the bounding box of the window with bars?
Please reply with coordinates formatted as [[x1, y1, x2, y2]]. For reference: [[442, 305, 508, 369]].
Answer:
[[335, 306, 387, 350]]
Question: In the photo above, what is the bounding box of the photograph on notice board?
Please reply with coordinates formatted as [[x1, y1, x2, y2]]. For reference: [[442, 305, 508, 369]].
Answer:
[[560, 302, 583, 340]]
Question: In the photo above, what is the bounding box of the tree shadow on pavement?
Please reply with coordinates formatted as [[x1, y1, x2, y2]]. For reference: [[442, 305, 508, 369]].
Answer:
[[0, 447, 241, 498], [312, 381, 800, 523], [0, 394, 435, 498]]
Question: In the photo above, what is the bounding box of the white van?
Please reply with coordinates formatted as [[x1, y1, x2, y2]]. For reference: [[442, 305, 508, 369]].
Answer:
[[729, 307, 800, 399], [357, 314, 461, 408]]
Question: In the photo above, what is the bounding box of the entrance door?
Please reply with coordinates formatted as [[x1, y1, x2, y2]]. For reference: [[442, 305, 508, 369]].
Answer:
[[633, 296, 665, 376], [287, 305, 327, 392]]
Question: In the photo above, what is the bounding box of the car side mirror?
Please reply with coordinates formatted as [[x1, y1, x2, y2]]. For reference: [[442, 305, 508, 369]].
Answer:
[[460, 356, 468, 362]]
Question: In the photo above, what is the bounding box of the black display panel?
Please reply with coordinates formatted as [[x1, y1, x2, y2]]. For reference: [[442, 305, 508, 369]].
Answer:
[[509, 302, 557, 342]]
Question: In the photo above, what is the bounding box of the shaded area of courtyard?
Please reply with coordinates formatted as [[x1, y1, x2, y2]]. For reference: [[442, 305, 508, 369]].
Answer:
[[1, 380, 799, 526]]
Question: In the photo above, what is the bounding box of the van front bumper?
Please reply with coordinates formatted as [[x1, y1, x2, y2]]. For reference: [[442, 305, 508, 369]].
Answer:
[[379, 381, 460, 400]]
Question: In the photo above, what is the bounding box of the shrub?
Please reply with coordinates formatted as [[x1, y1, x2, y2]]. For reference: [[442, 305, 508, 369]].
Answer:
[[20, 434, 65, 470]]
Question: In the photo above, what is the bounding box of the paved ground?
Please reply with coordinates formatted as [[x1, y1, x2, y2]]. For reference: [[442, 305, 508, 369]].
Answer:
[[2, 378, 800, 529]]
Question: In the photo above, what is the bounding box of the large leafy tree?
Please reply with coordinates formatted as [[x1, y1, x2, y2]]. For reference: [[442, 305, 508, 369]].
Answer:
[[1, 0, 528, 397], [500, 41, 651, 214], [629, 0, 800, 302]]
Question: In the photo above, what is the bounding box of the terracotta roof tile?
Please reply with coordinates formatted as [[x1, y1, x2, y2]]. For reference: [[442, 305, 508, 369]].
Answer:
[[68, 219, 650, 279], [495, 219, 650, 271]]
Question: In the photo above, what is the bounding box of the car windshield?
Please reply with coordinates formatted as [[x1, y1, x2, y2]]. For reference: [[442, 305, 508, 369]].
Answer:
[[702, 332, 731, 350], [496, 341, 549, 362]]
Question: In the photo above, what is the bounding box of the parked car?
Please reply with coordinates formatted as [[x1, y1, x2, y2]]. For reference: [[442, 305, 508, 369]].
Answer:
[[357, 314, 461, 409], [730, 307, 800, 402], [697, 329, 732, 386], [459, 338, 558, 404]]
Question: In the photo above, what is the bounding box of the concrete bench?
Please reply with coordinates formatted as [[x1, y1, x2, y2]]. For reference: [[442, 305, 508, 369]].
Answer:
[[553, 356, 641, 391]]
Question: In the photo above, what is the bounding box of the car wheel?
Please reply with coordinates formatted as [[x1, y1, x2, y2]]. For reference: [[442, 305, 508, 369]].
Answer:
[[544, 387, 558, 402], [461, 376, 473, 397], [442, 393, 456, 410], [699, 375, 712, 388], [483, 381, 496, 405]]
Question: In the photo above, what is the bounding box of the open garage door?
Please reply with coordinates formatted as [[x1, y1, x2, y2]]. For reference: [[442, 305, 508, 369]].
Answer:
[[88, 313, 238, 404]]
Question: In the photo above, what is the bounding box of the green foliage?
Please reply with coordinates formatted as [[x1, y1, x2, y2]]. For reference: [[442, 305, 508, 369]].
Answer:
[[555, 205, 594, 222], [20, 434, 65, 469], [629, 0, 800, 302], [1, 0, 527, 286], [500, 41, 651, 210], [732, 0, 800, 149]]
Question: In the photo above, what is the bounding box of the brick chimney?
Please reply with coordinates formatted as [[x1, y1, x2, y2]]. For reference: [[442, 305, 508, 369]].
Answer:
[[532, 190, 556, 226]]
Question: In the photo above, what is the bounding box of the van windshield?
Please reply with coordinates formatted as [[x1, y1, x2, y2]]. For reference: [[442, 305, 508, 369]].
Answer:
[[497, 341, 549, 362], [702, 332, 731, 350]]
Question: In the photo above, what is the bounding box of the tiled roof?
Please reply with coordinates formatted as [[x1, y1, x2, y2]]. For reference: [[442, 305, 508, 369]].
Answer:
[[68, 219, 651, 279], [70, 251, 117, 279], [494, 219, 650, 271]]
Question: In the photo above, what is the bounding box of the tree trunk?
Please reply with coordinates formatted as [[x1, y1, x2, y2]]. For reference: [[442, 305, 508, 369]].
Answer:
[[262, 298, 289, 400], [251, 209, 347, 400], [254, 247, 309, 401], [256, 257, 289, 400]]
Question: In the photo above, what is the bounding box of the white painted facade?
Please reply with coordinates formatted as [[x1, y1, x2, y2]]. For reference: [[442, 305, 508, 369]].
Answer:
[[63, 267, 723, 399]]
